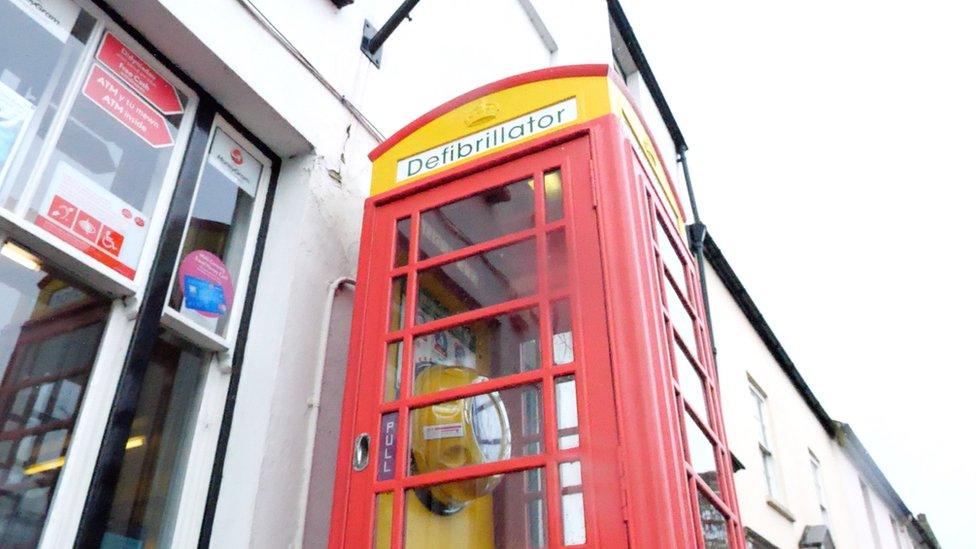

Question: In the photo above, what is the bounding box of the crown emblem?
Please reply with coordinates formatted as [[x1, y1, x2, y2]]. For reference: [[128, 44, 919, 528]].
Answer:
[[464, 100, 500, 127]]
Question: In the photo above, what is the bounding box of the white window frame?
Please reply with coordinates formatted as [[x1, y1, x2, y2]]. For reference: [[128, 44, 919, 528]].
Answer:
[[809, 450, 829, 525], [748, 379, 783, 505], [860, 479, 883, 549]]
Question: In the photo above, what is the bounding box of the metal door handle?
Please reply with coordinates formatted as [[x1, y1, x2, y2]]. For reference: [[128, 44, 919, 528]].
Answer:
[[353, 433, 370, 471]]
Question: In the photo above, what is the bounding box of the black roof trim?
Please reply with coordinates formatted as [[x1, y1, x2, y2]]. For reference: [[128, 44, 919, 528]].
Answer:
[[607, 0, 688, 152], [702, 233, 835, 435]]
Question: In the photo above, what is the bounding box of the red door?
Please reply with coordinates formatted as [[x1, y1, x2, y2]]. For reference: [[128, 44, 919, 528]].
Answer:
[[330, 137, 628, 549]]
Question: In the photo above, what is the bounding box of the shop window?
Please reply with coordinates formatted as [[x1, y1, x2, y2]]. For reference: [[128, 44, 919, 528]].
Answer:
[[100, 333, 207, 548], [0, 240, 111, 547], [0, 0, 97, 209], [166, 124, 267, 337], [1, 4, 197, 284]]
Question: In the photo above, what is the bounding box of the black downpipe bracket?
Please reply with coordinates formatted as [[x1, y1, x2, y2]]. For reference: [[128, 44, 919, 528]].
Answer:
[[361, 0, 421, 67]]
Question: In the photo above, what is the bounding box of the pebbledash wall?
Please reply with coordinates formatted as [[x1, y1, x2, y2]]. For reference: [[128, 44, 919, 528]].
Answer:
[[0, 0, 938, 548]]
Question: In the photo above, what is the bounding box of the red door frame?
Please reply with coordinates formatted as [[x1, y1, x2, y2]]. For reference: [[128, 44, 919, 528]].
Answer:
[[329, 114, 744, 549]]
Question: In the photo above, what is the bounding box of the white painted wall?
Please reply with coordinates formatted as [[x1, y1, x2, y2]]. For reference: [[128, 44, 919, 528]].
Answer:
[[706, 262, 925, 549]]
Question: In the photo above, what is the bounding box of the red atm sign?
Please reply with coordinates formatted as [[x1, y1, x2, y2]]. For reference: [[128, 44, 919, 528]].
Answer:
[[82, 65, 174, 148], [97, 32, 183, 115]]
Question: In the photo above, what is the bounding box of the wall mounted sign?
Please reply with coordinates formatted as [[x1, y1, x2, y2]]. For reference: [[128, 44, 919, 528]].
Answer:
[[97, 32, 183, 114], [11, 0, 81, 43], [377, 412, 398, 481], [35, 162, 148, 279], [208, 128, 260, 196], [82, 65, 174, 148], [395, 97, 578, 182], [178, 250, 234, 318]]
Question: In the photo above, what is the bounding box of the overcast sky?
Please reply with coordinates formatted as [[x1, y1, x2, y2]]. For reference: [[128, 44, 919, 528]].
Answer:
[[629, 1, 975, 546]]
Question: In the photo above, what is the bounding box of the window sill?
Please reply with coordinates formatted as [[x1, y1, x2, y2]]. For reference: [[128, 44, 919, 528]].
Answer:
[[766, 498, 796, 523]]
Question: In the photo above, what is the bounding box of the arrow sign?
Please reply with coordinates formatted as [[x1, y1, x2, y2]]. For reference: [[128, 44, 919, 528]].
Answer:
[[97, 32, 183, 115], [82, 65, 174, 148]]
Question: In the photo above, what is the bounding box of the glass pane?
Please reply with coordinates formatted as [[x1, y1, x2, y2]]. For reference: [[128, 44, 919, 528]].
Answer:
[[413, 308, 539, 393], [169, 128, 261, 335], [664, 276, 697, 355], [544, 169, 564, 222], [419, 178, 534, 260], [416, 239, 536, 323], [0, 241, 110, 547], [674, 341, 708, 419], [410, 383, 542, 476], [698, 492, 730, 549], [551, 298, 574, 365], [384, 342, 402, 402], [395, 217, 410, 267], [560, 461, 586, 545], [657, 215, 688, 296], [555, 376, 580, 450], [102, 335, 208, 548], [405, 468, 546, 548], [389, 276, 406, 331], [374, 492, 393, 549], [684, 411, 721, 496], [30, 35, 190, 280], [0, 2, 97, 209], [547, 229, 569, 291]]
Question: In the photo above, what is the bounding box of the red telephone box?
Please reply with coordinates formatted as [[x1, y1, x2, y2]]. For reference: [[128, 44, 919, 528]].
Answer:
[[329, 65, 744, 549]]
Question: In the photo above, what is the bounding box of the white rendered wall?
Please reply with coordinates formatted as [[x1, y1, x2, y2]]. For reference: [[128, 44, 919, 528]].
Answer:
[[706, 263, 921, 549]]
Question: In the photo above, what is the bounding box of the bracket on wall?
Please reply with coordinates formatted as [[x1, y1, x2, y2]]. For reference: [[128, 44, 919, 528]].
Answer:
[[360, 0, 422, 67]]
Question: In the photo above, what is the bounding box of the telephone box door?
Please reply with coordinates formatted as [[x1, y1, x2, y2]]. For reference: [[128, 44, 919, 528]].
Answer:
[[330, 137, 628, 549]]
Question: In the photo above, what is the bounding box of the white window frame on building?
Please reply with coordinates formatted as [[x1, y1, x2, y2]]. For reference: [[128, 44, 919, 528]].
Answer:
[[809, 450, 829, 525], [0, 1, 279, 546], [747, 378, 785, 507]]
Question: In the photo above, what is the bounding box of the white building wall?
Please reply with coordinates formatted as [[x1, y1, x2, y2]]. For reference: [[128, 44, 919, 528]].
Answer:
[[705, 263, 920, 549]]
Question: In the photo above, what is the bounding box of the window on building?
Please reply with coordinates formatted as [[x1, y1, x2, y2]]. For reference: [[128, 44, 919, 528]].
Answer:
[[860, 479, 882, 549], [809, 451, 828, 524], [749, 381, 782, 502], [890, 515, 904, 549], [0, 240, 111, 547]]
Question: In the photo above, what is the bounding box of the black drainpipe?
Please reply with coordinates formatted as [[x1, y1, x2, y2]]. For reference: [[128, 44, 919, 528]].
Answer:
[[678, 149, 716, 357]]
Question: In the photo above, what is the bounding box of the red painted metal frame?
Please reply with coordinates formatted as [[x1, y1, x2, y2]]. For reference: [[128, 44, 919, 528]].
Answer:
[[330, 114, 744, 548]]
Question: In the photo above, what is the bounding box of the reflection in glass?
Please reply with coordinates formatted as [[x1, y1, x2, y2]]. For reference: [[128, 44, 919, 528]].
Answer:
[[547, 229, 569, 291], [555, 376, 580, 450], [544, 169, 564, 222], [419, 179, 534, 260], [551, 299, 574, 365], [389, 276, 406, 332], [404, 468, 546, 549], [373, 492, 393, 549], [412, 308, 539, 393], [169, 129, 259, 335], [0, 245, 110, 546], [384, 342, 402, 402], [395, 217, 411, 267], [664, 276, 697, 355], [656, 215, 688, 296], [674, 340, 708, 420], [559, 461, 586, 545], [698, 492, 730, 549], [410, 381, 541, 476], [684, 411, 720, 496], [102, 335, 207, 548], [416, 239, 537, 323], [0, 3, 97, 209]]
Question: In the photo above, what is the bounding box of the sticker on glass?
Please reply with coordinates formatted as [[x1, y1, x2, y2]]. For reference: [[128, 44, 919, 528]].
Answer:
[[178, 250, 234, 318]]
